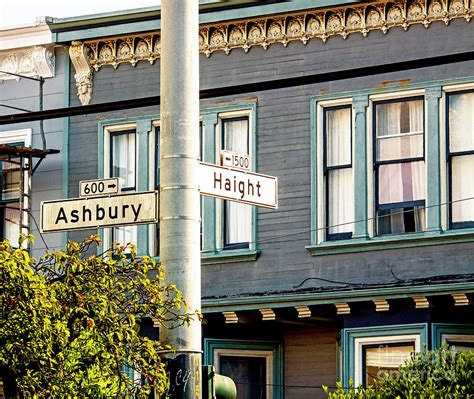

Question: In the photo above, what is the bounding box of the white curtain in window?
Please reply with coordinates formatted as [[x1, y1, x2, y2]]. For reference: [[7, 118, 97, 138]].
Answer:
[[365, 345, 414, 368], [328, 169, 354, 234], [449, 92, 474, 153], [451, 155, 474, 223], [112, 133, 135, 189], [4, 203, 20, 243], [113, 226, 138, 251], [378, 161, 425, 205], [224, 119, 251, 245], [377, 101, 423, 161], [327, 108, 351, 167]]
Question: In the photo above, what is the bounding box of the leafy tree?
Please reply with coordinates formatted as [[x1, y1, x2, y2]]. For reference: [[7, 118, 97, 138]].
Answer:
[[0, 235, 194, 398], [324, 347, 474, 399]]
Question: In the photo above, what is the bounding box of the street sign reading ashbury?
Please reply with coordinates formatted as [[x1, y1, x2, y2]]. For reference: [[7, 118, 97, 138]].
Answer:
[[199, 162, 278, 209], [41, 191, 158, 233]]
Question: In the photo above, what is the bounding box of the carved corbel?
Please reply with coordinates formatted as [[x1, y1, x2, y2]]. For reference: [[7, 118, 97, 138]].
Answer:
[[69, 41, 93, 105]]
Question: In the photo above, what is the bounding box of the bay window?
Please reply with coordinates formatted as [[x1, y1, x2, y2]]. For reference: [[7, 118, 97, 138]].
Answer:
[[374, 97, 425, 235]]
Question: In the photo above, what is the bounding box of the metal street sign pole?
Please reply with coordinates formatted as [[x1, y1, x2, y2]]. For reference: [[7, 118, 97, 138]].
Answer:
[[160, 1, 202, 398]]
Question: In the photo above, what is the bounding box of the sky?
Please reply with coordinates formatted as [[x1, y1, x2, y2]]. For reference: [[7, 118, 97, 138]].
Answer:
[[0, 0, 161, 29]]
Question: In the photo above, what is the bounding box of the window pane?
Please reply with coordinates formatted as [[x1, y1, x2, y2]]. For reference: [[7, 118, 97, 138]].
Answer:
[[328, 168, 354, 235], [326, 107, 351, 167], [111, 132, 136, 189], [113, 225, 137, 252], [364, 344, 414, 386], [223, 118, 250, 247], [1, 202, 20, 243], [220, 356, 266, 399], [449, 92, 474, 153], [1, 161, 21, 201], [378, 161, 425, 205], [377, 206, 425, 235], [376, 100, 423, 161], [225, 202, 251, 247], [224, 118, 249, 154], [451, 155, 474, 223]]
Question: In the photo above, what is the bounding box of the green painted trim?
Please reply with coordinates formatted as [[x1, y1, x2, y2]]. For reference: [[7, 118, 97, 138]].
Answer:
[[426, 87, 442, 232], [306, 228, 474, 256], [201, 281, 474, 313], [310, 97, 318, 245], [202, 113, 218, 255], [251, 102, 258, 252], [203, 338, 284, 399], [342, 323, 428, 387], [136, 119, 152, 255], [201, 249, 260, 265], [352, 95, 369, 240], [431, 323, 474, 349], [61, 51, 70, 248], [310, 75, 474, 104]]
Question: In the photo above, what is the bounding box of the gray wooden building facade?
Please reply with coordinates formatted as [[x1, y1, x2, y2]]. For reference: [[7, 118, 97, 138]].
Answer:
[[43, 0, 474, 397]]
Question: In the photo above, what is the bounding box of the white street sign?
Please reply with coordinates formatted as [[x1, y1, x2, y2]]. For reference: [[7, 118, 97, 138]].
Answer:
[[199, 162, 278, 209], [79, 178, 120, 197], [41, 191, 158, 233], [221, 150, 251, 171]]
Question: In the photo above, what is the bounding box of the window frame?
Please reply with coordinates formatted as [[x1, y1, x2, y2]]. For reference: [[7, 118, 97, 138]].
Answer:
[[204, 338, 283, 399], [220, 115, 252, 250], [446, 89, 474, 229], [323, 104, 353, 241], [432, 323, 474, 349], [0, 129, 32, 243], [372, 96, 426, 236], [342, 323, 428, 388]]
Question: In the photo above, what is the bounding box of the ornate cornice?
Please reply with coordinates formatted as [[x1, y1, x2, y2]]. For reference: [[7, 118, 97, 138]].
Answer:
[[0, 45, 55, 81], [69, 0, 472, 105]]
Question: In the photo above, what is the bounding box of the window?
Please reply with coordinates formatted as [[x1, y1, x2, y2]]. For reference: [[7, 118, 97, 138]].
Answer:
[[432, 323, 474, 353], [374, 97, 425, 235], [0, 129, 31, 244], [324, 106, 353, 240], [442, 334, 474, 353], [221, 116, 251, 249], [342, 324, 427, 388], [447, 90, 474, 228], [362, 342, 415, 385], [204, 339, 283, 399], [110, 130, 137, 248]]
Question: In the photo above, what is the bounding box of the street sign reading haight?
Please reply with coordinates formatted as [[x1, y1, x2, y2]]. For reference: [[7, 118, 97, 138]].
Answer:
[[199, 162, 278, 209], [41, 191, 158, 233]]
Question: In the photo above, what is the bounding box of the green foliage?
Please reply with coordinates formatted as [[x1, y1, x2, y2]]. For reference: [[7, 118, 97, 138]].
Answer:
[[324, 347, 474, 399], [0, 235, 194, 398]]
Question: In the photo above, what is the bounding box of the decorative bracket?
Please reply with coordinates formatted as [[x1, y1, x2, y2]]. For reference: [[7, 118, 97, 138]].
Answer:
[[0, 45, 55, 81], [335, 302, 350, 315], [222, 311, 239, 323], [259, 308, 276, 321], [295, 305, 312, 318], [452, 293, 469, 306], [373, 299, 390, 312], [69, 41, 93, 105], [413, 296, 430, 309]]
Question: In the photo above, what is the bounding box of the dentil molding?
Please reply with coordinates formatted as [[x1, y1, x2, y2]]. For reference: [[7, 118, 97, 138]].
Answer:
[[69, 0, 473, 105]]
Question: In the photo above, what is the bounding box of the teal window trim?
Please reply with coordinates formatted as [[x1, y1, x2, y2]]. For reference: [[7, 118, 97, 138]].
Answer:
[[200, 102, 259, 264], [310, 76, 474, 256], [203, 338, 284, 399], [431, 323, 474, 349], [97, 101, 258, 263], [98, 117, 155, 256], [341, 323, 428, 388]]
